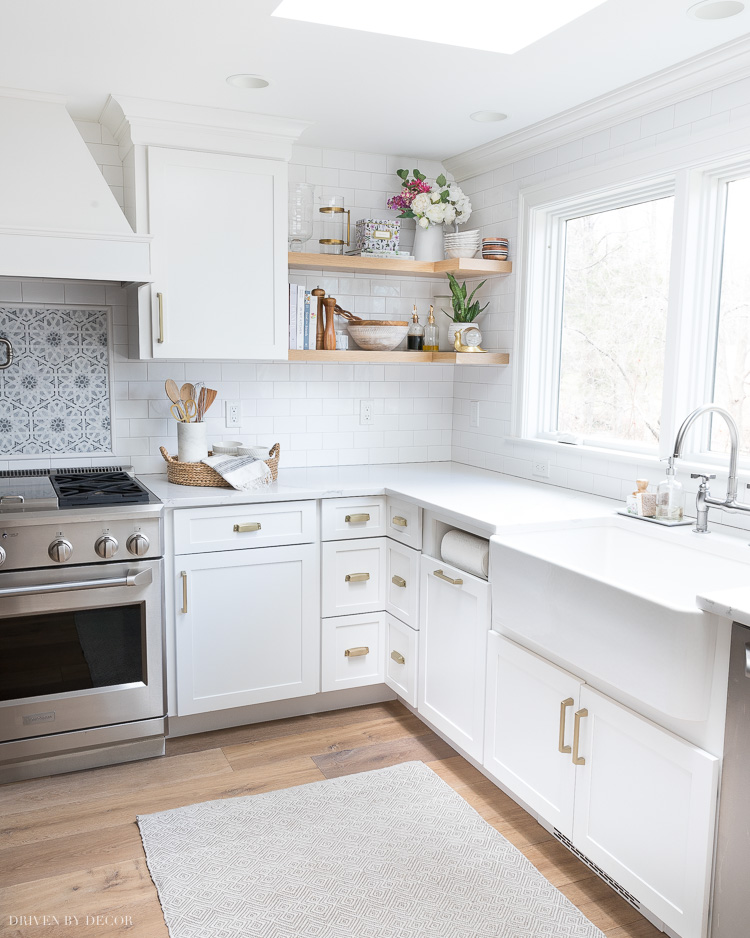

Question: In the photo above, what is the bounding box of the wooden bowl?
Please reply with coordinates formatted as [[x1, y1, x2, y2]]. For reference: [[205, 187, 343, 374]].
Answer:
[[347, 321, 409, 351]]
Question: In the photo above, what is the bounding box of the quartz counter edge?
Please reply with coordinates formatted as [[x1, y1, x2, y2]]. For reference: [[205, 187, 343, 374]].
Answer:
[[696, 587, 750, 629]]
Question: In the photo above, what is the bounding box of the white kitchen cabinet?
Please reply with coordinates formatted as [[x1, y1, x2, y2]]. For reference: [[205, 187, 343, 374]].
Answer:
[[484, 633, 719, 938], [173, 500, 316, 553], [418, 554, 490, 760], [385, 539, 420, 630], [321, 612, 386, 692], [385, 613, 418, 706], [484, 631, 582, 838], [139, 146, 288, 360], [320, 497, 387, 541], [321, 537, 387, 618], [385, 497, 422, 550], [174, 543, 319, 715]]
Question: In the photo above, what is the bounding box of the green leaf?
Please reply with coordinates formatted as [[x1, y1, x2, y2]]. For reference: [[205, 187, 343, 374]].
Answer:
[[440, 190, 450, 202], [436, 174, 447, 187], [396, 169, 409, 180], [466, 280, 487, 307], [400, 209, 416, 218]]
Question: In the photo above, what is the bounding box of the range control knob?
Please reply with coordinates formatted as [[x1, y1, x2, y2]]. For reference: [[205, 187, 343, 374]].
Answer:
[[0, 545, 6, 566], [126, 533, 150, 557], [49, 538, 73, 563], [94, 535, 119, 559]]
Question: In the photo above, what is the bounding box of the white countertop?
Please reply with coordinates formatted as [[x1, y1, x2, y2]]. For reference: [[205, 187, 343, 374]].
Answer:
[[141, 461, 614, 533], [696, 587, 750, 628]]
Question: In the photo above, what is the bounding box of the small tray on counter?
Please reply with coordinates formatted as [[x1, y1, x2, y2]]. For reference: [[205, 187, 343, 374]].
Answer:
[[616, 509, 693, 527], [160, 444, 280, 488]]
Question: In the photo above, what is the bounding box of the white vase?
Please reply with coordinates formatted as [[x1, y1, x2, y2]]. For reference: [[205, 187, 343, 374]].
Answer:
[[413, 223, 444, 262], [177, 421, 207, 463]]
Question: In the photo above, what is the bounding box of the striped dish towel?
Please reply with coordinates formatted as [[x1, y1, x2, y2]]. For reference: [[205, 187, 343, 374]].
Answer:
[[201, 454, 272, 491]]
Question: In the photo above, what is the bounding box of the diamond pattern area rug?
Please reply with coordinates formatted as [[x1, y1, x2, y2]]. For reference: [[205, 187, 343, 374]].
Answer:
[[138, 761, 604, 938]]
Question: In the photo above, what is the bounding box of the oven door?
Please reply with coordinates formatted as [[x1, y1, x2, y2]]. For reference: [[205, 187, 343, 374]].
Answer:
[[0, 558, 164, 742]]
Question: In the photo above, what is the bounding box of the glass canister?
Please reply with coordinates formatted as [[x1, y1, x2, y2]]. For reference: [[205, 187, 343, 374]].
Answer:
[[288, 182, 315, 252], [319, 195, 351, 255]]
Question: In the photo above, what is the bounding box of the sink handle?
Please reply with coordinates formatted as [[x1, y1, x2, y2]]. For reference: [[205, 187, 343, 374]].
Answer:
[[558, 698, 574, 754], [572, 708, 588, 765], [745, 644, 750, 679], [691, 473, 716, 483]]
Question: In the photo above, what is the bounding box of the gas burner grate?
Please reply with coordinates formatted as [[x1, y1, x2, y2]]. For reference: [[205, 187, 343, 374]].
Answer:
[[50, 471, 151, 507], [0, 466, 129, 479]]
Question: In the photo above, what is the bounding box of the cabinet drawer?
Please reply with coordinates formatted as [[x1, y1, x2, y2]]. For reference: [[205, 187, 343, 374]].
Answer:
[[173, 500, 316, 553], [386, 540, 420, 630], [386, 497, 422, 550], [321, 612, 386, 691], [321, 496, 386, 541], [321, 537, 386, 618], [385, 613, 418, 707]]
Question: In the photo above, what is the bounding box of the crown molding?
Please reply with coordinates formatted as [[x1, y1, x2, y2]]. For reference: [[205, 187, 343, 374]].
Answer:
[[445, 34, 750, 182]]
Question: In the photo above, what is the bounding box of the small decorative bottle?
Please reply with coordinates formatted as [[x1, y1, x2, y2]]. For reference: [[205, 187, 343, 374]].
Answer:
[[423, 305, 439, 351], [656, 461, 685, 521], [407, 306, 424, 351]]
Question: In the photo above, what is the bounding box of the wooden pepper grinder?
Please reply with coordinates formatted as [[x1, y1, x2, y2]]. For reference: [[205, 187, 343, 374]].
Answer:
[[312, 287, 325, 350], [322, 296, 337, 351]]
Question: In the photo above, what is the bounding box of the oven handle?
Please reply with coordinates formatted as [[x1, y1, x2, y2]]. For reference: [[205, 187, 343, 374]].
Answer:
[[0, 567, 152, 598]]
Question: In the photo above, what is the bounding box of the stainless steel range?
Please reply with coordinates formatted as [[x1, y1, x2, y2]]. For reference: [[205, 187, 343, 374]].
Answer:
[[0, 467, 165, 783]]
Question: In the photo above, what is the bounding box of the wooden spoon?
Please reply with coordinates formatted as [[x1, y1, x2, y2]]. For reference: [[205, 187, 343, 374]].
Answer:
[[180, 382, 195, 404], [202, 388, 217, 416], [165, 379, 181, 405]]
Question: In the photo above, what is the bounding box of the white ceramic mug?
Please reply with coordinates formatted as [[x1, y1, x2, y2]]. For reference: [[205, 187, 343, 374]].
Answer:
[[177, 421, 207, 463]]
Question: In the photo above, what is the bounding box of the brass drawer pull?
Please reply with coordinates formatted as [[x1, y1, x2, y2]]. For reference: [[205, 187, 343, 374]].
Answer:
[[157, 292, 165, 344], [433, 569, 463, 586], [345, 513, 370, 523], [391, 515, 408, 527], [558, 698, 574, 754], [345, 646, 369, 657], [572, 708, 588, 765], [390, 650, 405, 665], [345, 572, 370, 582], [233, 522, 262, 532], [391, 574, 406, 588], [180, 570, 188, 614]]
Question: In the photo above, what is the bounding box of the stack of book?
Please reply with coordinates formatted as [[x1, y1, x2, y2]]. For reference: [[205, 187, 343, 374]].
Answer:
[[288, 284, 318, 350]]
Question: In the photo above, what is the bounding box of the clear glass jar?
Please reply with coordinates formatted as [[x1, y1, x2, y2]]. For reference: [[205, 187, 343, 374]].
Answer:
[[656, 465, 685, 521]]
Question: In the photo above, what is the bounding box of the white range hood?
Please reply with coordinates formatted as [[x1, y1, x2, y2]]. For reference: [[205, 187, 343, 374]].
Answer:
[[0, 88, 150, 282]]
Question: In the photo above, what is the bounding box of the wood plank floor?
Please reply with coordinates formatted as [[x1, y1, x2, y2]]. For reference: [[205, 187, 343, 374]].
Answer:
[[0, 701, 663, 937]]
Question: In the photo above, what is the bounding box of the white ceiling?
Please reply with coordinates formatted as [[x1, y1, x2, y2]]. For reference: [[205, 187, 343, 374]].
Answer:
[[1, 0, 749, 160]]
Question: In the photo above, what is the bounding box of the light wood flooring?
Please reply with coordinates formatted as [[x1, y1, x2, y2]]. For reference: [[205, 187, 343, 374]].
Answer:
[[0, 700, 663, 937]]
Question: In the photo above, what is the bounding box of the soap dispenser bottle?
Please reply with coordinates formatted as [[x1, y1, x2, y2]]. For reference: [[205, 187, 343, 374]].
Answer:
[[423, 305, 439, 351], [656, 459, 685, 521], [407, 306, 424, 351]]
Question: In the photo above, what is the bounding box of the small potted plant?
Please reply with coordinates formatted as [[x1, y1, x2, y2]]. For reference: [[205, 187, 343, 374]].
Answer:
[[442, 273, 489, 348]]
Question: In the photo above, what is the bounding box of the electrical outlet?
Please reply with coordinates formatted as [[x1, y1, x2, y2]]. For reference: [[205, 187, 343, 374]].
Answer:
[[225, 400, 241, 428], [360, 400, 373, 425], [532, 458, 550, 478], [470, 401, 479, 428]]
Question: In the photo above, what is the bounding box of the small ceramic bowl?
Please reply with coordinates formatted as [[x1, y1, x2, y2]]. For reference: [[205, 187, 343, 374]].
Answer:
[[212, 440, 242, 456], [237, 445, 270, 458], [445, 246, 478, 258]]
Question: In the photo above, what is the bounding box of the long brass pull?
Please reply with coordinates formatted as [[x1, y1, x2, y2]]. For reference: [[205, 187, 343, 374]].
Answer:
[[345, 513, 370, 523], [391, 574, 406, 588], [433, 569, 463, 586], [390, 650, 405, 665], [391, 515, 408, 527], [157, 292, 164, 344], [233, 522, 262, 533], [344, 646, 369, 657], [572, 708, 588, 765], [180, 570, 188, 614], [345, 572, 370, 582], [558, 698, 574, 754]]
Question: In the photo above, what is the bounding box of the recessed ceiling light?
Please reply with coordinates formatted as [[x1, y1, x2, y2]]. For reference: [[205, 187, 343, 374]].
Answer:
[[272, 0, 608, 55], [226, 74, 270, 89], [688, 0, 745, 18], [470, 111, 508, 123]]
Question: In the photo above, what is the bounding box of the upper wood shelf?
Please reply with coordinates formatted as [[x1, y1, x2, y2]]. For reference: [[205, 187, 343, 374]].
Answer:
[[287, 252, 511, 278], [288, 350, 509, 365]]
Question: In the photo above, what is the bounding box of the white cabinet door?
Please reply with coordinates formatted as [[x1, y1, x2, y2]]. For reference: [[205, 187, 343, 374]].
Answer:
[[484, 632, 582, 838], [418, 555, 490, 760], [175, 544, 319, 715], [385, 496, 422, 550], [385, 613, 418, 707], [572, 686, 719, 938], [320, 497, 387, 541], [321, 612, 385, 692], [146, 146, 287, 359], [321, 537, 386, 618], [385, 539, 420, 630]]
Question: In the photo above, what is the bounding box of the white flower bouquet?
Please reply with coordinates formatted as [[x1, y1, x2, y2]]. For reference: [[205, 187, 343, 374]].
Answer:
[[387, 169, 472, 229]]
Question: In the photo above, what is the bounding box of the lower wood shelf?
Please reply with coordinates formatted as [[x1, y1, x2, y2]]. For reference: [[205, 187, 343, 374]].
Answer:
[[287, 350, 509, 364]]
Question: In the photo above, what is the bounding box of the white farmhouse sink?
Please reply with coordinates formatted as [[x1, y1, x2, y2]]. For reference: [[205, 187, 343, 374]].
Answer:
[[490, 515, 750, 720]]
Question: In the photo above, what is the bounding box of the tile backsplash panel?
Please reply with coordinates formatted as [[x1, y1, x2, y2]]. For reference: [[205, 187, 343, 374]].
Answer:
[[0, 305, 112, 455]]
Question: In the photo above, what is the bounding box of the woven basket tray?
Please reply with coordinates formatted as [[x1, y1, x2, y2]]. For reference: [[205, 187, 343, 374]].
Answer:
[[160, 443, 280, 488]]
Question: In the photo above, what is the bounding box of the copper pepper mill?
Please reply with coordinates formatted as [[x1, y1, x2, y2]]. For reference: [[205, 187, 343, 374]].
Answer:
[[322, 296, 337, 351], [312, 287, 325, 350]]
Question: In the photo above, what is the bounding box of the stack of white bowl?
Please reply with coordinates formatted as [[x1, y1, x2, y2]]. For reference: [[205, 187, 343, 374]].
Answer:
[[443, 229, 482, 259]]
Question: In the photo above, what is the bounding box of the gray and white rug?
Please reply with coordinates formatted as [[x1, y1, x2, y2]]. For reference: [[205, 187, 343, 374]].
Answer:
[[138, 761, 604, 938]]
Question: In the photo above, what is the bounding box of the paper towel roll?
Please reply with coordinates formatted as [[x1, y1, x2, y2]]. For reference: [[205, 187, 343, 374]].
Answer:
[[440, 529, 489, 579]]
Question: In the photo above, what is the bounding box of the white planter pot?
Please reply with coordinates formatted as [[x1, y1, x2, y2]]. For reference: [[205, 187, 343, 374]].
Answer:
[[413, 223, 444, 262]]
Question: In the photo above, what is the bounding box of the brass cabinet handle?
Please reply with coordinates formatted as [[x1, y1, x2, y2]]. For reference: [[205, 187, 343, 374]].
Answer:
[[233, 522, 262, 533], [558, 698, 574, 754], [157, 292, 164, 344], [345, 513, 370, 523], [391, 515, 408, 527], [390, 650, 405, 665], [344, 646, 369, 657], [433, 569, 463, 586], [391, 574, 406, 588], [572, 708, 588, 765], [345, 572, 370, 582], [180, 570, 188, 614]]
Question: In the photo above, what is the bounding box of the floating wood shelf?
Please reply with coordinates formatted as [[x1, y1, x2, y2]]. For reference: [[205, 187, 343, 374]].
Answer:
[[287, 252, 511, 278], [288, 350, 509, 365]]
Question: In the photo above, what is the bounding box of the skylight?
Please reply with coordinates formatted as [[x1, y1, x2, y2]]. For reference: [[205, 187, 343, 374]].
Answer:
[[271, 0, 608, 55]]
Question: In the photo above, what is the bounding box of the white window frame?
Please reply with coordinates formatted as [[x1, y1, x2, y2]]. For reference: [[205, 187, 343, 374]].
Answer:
[[513, 145, 750, 470]]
